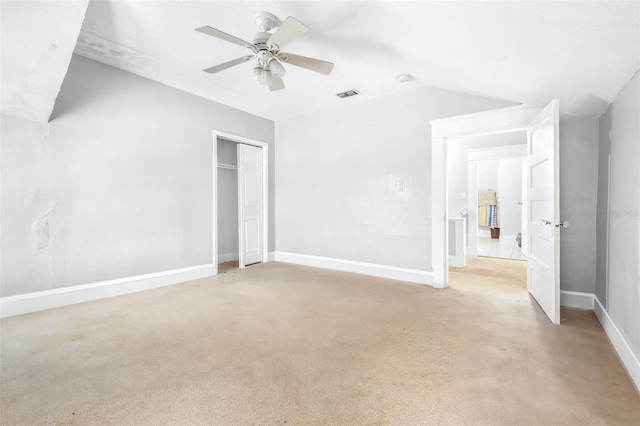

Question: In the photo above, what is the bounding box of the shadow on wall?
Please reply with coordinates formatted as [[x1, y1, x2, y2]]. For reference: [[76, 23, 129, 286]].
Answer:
[[49, 0, 117, 122]]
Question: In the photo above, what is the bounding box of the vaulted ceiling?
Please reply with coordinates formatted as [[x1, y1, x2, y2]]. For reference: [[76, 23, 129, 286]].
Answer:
[[2, 1, 639, 122], [1, 0, 89, 122]]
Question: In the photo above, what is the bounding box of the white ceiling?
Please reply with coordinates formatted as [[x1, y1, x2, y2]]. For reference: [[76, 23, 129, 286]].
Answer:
[[3, 1, 639, 122], [1, 0, 88, 122]]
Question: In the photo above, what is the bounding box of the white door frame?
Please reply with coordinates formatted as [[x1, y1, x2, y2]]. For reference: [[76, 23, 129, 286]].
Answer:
[[213, 130, 269, 274], [430, 105, 542, 288]]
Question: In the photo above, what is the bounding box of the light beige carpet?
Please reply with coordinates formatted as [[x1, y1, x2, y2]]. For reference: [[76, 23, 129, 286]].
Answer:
[[1, 258, 639, 425]]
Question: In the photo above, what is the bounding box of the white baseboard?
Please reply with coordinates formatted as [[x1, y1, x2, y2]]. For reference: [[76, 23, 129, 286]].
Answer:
[[267, 251, 276, 262], [560, 290, 595, 310], [593, 297, 640, 394], [559, 290, 639, 393], [273, 252, 433, 286], [0, 264, 216, 319], [448, 255, 466, 268], [218, 252, 239, 263]]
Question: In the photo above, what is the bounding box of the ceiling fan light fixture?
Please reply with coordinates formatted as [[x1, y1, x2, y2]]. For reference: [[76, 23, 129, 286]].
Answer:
[[254, 66, 263, 81], [254, 68, 274, 88], [268, 58, 286, 78], [263, 69, 274, 87]]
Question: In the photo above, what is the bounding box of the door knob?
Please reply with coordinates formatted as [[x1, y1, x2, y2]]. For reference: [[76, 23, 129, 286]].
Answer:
[[540, 219, 552, 226], [556, 220, 569, 228]]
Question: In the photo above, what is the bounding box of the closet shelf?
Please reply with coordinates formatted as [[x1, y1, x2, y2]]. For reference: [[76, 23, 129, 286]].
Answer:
[[217, 163, 237, 170]]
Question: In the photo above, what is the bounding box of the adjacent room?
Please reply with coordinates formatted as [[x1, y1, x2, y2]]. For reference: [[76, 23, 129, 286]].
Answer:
[[2, 1, 639, 424]]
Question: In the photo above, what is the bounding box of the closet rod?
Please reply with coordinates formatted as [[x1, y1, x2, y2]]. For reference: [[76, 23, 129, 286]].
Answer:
[[217, 163, 237, 170]]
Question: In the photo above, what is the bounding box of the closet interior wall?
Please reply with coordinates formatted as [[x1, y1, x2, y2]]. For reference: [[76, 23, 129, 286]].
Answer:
[[217, 139, 239, 263]]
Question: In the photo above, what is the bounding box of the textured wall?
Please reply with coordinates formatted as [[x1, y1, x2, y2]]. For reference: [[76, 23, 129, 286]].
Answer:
[[557, 116, 599, 293], [217, 139, 239, 261], [1, 55, 274, 297], [275, 86, 510, 271], [596, 71, 640, 355]]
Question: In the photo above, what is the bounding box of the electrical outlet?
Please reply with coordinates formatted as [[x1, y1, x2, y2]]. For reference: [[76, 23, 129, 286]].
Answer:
[[395, 180, 404, 191]]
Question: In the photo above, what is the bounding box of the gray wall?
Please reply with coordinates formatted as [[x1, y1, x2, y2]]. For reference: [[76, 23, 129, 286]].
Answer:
[[217, 139, 239, 261], [1, 54, 274, 297], [276, 87, 600, 293], [596, 107, 612, 306], [275, 86, 511, 271], [558, 115, 599, 293], [596, 71, 640, 355], [477, 160, 499, 199]]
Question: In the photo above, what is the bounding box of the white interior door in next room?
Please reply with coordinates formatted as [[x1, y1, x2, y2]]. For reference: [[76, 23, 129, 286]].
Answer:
[[237, 143, 264, 267], [526, 99, 561, 324]]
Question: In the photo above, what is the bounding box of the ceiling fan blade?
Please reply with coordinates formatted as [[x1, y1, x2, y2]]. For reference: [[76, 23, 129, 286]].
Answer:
[[196, 26, 256, 51], [203, 56, 255, 74], [277, 52, 334, 75], [269, 75, 285, 91], [267, 17, 308, 50]]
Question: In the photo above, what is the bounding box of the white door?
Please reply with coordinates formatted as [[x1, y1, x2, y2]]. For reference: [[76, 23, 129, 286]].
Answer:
[[521, 159, 528, 256], [526, 99, 560, 324], [237, 144, 263, 267]]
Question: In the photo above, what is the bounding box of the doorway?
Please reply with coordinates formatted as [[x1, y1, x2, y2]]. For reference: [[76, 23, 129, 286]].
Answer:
[[431, 101, 561, 324], [213, 131, 269, 275], [216, 138, 240, 273], [446, 135, 529, 296], [466, 140, 527, 261]]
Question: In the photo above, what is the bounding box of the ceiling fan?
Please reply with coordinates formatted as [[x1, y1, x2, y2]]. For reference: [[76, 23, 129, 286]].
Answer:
[[195, 11, 334, 91]]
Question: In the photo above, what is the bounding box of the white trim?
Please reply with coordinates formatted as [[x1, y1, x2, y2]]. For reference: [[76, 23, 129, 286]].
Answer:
[[274, 252, 434, 286], [560, 290, 595, 310], [218, 252, 239, 263], [431, 104, 541, 139], [448, 217, 467, 268], [467, 144, 527, 161], [267, 251, 276, 262], [213, 130, 269, 272], [0, 264, 216, 319], [431, 136, 448, 287], [594, 297, 640, 394]]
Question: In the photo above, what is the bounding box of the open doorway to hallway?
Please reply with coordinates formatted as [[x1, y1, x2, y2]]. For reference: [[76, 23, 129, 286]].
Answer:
[[433, 101, 561, 324], [474, 153, 526, 261], [447, 131, 528, 267]]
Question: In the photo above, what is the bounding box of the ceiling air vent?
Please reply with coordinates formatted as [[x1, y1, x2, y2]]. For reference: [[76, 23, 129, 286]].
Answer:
[[336, 89, 360, 98]]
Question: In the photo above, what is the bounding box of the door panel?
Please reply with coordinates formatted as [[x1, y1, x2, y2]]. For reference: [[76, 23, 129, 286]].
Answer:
[[237, 144, 263, 267], [521, 159, 528, 256], [526, 99, 560, 324]]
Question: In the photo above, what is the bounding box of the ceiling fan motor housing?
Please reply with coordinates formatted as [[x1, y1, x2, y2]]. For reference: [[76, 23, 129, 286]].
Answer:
[[252, 32, 273, 52]]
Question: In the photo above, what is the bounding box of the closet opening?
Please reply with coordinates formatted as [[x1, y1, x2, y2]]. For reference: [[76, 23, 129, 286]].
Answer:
[[217, 138, 240, 273], [213, 131, 269, 275]]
